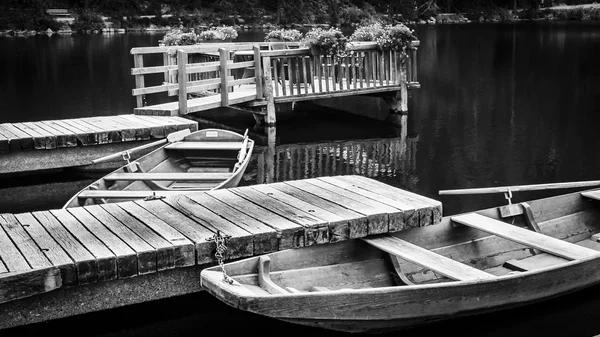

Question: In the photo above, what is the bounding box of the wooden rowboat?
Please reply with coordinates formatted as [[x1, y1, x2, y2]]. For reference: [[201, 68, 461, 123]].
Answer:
[[201, 187, 600, 333], [63, 128, 254, 208]]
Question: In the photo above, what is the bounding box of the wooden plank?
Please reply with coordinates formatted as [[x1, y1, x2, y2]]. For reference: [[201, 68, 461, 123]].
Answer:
[[0, 214, 51, 269], [24, 122, 58, 149], [362, 235, 495, 281], [206, 189, 305, 249], [11, 123, 48, 149], [0, 130, 10, 153], [112, 202, 194, 268], [104, 172, 231, 182], [582, 190, 600, 201], [71, 119, 110, 144], [37, 120, 77, 147], [133, 199, 216, 265], [250, 184, 350, 243], [286, 179, 390, 236], [1, 124, 34, 150], [233, 186, 329, 246], [165, 141, 242, 151], [270, 182, 368, 239], [164, 195, 254, 259], [0, 125, 23, 151], [84, 205, 157, 275], [77, 190, 188, 200], [108, 115, 151, 140], [117, 115, 166, 138], [50, 209, 117, 281], [504, 253, 568, 272], [0, 267, 62, 304], [186, 193, 278, 255], [12, 213, 76, 286], [67, 207, 138, 278], [313, 177, 409, 232], [32, 211, 98, 284], [451, 213, 600, 260], [327, 176, 419, 229], [80, 117, 122, 143], [0, 216, 31, 272], [134, 54, 145, 108], [49, 119, 95, 145]]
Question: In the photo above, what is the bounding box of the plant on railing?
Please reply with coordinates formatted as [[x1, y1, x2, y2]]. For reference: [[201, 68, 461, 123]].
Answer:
[[303, 27, 351, 58], [162, 28, 199, 46], [264, 28, 303, 42], [374, 24, 416, 56], [197, 26, 238, 42], [349, 22, 385, 42]]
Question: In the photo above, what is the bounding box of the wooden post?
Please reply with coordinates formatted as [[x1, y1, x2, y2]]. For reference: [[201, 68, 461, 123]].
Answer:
[[384, 53, 409, 115], [176, 49, 188, 116], [253, 45, 263, 98], [219, 48, 229, 106], [133, 54, 145, 108], [262, 56, 276, 126]]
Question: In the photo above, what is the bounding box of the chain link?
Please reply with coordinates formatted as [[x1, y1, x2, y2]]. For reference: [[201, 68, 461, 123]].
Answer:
[[207, 230, 234, 284]]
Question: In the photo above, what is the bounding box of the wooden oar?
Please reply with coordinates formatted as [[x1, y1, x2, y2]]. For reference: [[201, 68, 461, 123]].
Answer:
[[91, 129, 191, 164], [439, 180, 600, 195]]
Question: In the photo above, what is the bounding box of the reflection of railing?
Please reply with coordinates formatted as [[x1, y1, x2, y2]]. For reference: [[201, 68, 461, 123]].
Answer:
[[252, 135, 418, 186]]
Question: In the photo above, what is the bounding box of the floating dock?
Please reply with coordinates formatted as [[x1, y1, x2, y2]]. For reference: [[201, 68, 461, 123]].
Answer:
[[0, 115, 198, 174], [0, 175, 441, 329]]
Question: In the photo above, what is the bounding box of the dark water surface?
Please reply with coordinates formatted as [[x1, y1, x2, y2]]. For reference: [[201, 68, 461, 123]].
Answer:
[[1, 22, 600, 336]]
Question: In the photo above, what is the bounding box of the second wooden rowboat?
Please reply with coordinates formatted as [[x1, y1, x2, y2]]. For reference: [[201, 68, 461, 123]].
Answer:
[[63, 128, 254, 208], [201, 187, 600, 333]]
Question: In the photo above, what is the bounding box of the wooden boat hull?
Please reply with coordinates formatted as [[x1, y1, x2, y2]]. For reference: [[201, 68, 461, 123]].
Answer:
[[201, 188, 600, 333], [63, 128, 254, 208]]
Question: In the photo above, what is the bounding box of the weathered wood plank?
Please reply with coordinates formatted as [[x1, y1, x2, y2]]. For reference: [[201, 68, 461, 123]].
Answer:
[[22, 122, 57, 149], [0, 267, 62, 304], [32, 211, 98, 284], [285, 179, 389, 237], [68, 119, 109, 144], [164, 195, 254, 260], [0, 214, 51, 269], [36, 120, 77, 148], [1, 124, 34, 150], [84, 205, 157, 275], [250, 184, 350, 243], [270, 182, 367, 239], [133, 199, 216, 265], [321, 176, 418, 230], [233, 186, 330, 246], [50, 209, 117, 282], [112, 202, 194, 268], [13, 213, 77, 286], [11, 123, 48, 149], [0, 131, 10, 153], [59, 119, 99, 145], [67, 207, 138, 278], [116, 115, 164, 139], [79, 117, 121, 143], [307, 178, 405, 234], [186, 193, 279, 255], [452, 213, 600, 260], [0, 125, 23, 151], [206, 189, 305, 250], [0, 216, 31, 272]]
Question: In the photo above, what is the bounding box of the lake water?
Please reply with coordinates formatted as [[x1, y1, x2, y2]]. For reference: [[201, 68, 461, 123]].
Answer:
[[1, 22, 600, 336]]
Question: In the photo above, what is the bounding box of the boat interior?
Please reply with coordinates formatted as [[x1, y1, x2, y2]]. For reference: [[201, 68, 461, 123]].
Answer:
[[211, 189, 600, 295]]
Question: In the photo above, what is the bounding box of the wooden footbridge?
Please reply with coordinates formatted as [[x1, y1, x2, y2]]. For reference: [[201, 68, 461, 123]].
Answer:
[[0, 175, 441, 329], [130, 41, 420, 124]]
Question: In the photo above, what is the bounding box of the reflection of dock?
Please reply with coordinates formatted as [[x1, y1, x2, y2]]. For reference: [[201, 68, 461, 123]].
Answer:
[[0, 176, 441, 329]]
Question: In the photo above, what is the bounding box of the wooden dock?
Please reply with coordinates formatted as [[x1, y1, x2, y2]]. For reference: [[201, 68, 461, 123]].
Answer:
[[0, 175, 441, 329], [0, 115, 198, 174], [130, 41, 420, 123]]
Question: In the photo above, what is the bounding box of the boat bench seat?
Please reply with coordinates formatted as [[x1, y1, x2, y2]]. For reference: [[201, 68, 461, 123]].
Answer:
[[451, 213, 599, 260], [362, 235, 495, 281], [165, 142, 244, 151], [77, 190, 188, 199], [104, 172, 231, 182], [582, 190, 600, 201]]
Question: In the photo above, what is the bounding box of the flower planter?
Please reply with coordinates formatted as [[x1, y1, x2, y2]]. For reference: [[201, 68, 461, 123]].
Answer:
[[309, 45, 326, 56]]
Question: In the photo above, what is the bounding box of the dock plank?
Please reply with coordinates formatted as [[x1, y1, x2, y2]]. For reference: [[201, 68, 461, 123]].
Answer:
[[133, 199, 216, 265], [0, 217, 31, 272], [50, 209, 117, 282], [11, 123, 48, 149], [0, 214, 51, 269], [164, 195, 254, 260], [13, 213, 77, 286], [117, 115, 166, 138], [232, 186, 330, 246], [32, 211, 98, 284], [0, 125, 23, 151], [0, 267, 62, 304], [103, 203, 194, 269], [84, 205, 157, 275], [319, 176, 418, 230], [80, 117, 125, 143], [36, 121, 77, 148], [206, 189, 305, 250], [22, 122, 57, 149], [1, 124, 33, 150], [59, 119, 100, 145], [284, 179, 389, 237], [185, 193, 279, 255], [67, 207, 138, 278], [0, 132, 9, 153], [249, 184, 350, 243]]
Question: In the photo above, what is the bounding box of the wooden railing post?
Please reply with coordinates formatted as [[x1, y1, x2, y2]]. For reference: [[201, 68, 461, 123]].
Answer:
[[133, 54, 145, 107], [262, 56, 276, 125], [177, 49, 188, 115], [254, 45, 263, 99], [219, 48, 229, 106]]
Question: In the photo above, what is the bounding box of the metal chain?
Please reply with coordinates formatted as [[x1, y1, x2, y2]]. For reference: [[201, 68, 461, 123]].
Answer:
[[207, 230, 234, 284]]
